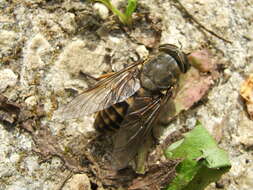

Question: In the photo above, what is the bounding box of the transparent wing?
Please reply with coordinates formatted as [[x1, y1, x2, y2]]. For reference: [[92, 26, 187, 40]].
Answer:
[[111, 93, 167, 170], [59, 62, 141, 120]]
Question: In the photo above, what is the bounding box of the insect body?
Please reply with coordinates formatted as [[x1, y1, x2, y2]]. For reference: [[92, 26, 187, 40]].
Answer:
[[60, 44, 190, 169], [94, 100, 129, 132]]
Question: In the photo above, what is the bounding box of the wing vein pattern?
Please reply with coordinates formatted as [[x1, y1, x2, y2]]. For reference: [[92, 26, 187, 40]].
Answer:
[[59, 62, 141, 120], [112, 93, 166, 169]]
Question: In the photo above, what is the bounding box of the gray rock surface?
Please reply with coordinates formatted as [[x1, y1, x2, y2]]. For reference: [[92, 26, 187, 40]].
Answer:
[[61, 174, 91, 190], [0, 68, 18, 92], [0, 0, 252, 189]]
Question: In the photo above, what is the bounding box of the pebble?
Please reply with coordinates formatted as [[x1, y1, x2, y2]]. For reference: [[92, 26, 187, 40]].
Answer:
[[93, 3, 109, 20], [0, 69, 18, 92], [62, 174, 91, 190], [136, 45, 149, 59]]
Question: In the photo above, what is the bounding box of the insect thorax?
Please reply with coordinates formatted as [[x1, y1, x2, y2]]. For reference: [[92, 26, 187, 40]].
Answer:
[[140, 52, 181, 92]]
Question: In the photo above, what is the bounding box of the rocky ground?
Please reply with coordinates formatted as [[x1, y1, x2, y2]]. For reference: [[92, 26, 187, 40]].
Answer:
[[0, 0, 253, 189]]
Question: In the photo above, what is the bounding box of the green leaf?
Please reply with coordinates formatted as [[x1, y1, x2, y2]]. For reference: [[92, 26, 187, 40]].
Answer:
[[125, 0, 137, 24], [91, 0, 137, 25], [182, 164, 230, 190], [92, 0, 126, 23], [202, 148, 231, 168], [165, 123, 231, 190]]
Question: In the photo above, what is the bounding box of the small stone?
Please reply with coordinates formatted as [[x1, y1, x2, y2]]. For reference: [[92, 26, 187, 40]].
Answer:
[[239, 160, 253, 190], [93, 3, 109, 20], [24, 34, 51, 69], [56, 40, 107, 76], [237, 112, 253, 146], [62, 174, 91, 190], [9, 153, 20, 163], [0, 163, 15, 178], [224, 69, 232, 78], [59, 13, 76, 33], [27, 34, 51, 55], [51, 157, 63, 169], [136, 45, 149, 60], [24, 96, 38, 106], [24, 156, 39, 174], [0, 69, 18, 92], [0, 30, 17, 56]]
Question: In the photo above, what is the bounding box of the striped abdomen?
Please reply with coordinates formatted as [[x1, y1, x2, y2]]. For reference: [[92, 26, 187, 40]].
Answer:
[[94, 88, 152, 132], [94, 100, 130, 132]]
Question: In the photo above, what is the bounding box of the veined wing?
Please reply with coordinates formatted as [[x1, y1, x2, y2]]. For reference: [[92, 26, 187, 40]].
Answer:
[[59, 62, 142, 120], [111, 92, 171, 170]]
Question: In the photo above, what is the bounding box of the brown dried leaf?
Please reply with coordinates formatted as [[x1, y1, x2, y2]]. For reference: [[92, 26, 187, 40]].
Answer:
[[0, 97, 91, 180], [0, 95, 88, 173], [99, 168, 137, 187], [20, 115, 87, 173], [0, 95, 21, 126], [128, 160, 180, 190], [240, 74, 253, 119]]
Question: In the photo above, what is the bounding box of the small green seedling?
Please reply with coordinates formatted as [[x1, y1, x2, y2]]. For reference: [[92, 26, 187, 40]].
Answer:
[[92, 0, 137, 25], [165, 122, 231, 190]]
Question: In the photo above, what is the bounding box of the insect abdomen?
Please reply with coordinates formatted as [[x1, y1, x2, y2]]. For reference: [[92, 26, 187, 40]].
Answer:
[[94, 101, 129, 132]]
